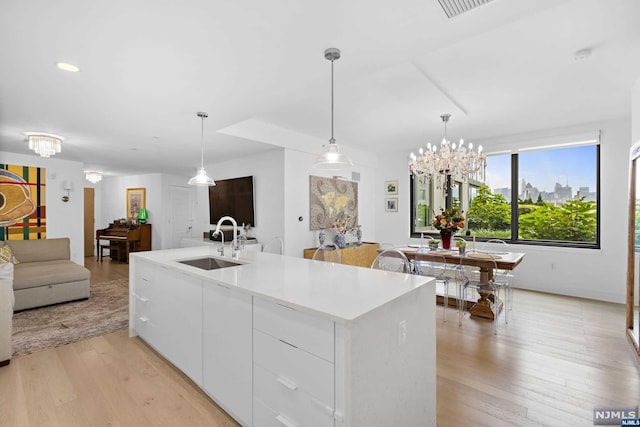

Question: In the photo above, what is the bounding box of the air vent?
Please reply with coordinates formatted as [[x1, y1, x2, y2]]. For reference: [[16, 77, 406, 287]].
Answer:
[[437, 0, 493, 19]]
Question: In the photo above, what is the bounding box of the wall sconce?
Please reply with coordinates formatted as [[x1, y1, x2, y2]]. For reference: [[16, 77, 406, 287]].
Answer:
[[61, 180, 73, 202]]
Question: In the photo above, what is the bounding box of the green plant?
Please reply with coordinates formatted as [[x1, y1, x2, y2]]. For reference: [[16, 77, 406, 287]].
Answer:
[[455, 239, 466, 248]]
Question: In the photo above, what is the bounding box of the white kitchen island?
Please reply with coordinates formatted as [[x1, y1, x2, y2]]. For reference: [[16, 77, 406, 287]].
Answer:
[[129, 246, 436, 427]]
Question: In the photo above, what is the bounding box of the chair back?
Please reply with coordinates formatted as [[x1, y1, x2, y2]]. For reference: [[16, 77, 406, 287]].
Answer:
[[371, 249, 411, 273], [312, 242, 342, 263], [413, 248, 448, 279], [262, 237, 284, 255]]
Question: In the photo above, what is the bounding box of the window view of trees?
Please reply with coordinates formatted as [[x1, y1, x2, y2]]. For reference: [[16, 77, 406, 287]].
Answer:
[[411, 143, 599, 247]]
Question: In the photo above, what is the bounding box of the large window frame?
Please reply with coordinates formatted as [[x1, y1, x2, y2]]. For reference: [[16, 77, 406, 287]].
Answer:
[[410, 144, 601, 249]]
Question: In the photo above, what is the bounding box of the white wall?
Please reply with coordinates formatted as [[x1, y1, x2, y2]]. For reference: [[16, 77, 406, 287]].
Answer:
[[283, 148, 376, 257], [191, 149, 286, 248], [374, 118, 631, 303], [634, 76, 640, 142], [0, 151, 85, 265]]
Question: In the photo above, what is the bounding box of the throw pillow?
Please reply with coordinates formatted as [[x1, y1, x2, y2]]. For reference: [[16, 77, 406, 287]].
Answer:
[[0, 244, 19, 264]]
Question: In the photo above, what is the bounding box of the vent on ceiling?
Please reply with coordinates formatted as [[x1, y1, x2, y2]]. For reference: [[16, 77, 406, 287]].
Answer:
[[437, 0, 493, 19]]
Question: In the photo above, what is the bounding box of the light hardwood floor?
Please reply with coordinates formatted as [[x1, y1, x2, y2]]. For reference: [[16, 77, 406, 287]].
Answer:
[[1, 257, 638, 426]]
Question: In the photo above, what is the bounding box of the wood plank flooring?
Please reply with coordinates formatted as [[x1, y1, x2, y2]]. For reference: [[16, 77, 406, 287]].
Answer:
[[1, 256, 638, 426]]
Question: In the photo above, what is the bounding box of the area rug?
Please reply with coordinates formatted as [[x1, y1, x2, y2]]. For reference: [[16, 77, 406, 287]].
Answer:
[[12, 278, 129, 357]]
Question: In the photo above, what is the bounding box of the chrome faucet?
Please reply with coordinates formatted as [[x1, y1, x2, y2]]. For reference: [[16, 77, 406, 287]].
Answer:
[[214, 216, 239, 257], [212, 229, 225, 256]]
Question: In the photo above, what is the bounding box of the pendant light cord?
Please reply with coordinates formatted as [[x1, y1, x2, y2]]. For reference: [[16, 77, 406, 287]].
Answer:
[[330, 58, 335, 144], [200, 115, 205, 168]]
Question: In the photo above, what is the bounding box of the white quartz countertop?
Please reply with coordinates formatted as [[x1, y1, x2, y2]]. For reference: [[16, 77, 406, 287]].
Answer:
[[131, 246, 433, 323]]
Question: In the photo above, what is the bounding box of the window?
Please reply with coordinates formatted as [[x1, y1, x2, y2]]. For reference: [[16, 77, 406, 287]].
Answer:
[[410, 142, 600, 248], [411, 175, 433, 233]]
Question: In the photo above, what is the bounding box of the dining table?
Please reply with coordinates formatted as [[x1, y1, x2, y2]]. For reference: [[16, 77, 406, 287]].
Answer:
[[398, 246, 526, 320]]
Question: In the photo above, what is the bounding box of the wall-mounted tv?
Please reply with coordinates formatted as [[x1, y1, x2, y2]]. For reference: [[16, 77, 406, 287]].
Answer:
[[208, 175, 255, 227]]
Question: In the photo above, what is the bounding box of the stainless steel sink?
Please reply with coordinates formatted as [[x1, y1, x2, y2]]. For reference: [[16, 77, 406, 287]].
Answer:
[[177, 257, 242, 270]]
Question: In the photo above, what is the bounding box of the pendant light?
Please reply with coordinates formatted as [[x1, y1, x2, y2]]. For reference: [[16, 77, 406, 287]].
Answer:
[[313, 48, 353, 169], [188, 111, 216, 186]]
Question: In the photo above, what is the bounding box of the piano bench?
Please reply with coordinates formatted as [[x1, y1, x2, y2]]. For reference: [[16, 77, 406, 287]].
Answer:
[[99, 244, 120, 262]]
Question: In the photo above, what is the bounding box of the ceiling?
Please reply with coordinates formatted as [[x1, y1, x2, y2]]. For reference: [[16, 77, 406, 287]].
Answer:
[[1, 0, 639, 178]]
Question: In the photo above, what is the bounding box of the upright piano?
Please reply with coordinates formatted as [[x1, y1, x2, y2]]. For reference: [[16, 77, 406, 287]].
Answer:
[[96, 221, 152, 262]]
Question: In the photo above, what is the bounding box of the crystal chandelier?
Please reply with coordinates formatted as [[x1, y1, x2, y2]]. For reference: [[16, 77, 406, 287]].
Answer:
[[25, 132, 63, 157], [409, 114, 486, 189], [85, 171, 102, 184]]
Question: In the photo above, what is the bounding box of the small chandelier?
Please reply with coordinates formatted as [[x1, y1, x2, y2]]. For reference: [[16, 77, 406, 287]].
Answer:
[[313, 48, 353, 169], [25, 132, 63, 157], [188, 112, 216, 186], [85, 171, 102, 184], [409, 114, 486, 189]]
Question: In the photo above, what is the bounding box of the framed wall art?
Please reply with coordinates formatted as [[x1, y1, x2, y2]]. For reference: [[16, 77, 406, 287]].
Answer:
[[385, 180, 398, 195], [309, 175, 358, 231], [126, 187, 146, 219], [0, 163, 46, 240], [385, 197, 398, 212]]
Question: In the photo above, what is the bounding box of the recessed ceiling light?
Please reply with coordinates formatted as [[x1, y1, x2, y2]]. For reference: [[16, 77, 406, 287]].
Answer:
[[56, 62, 80, 72]]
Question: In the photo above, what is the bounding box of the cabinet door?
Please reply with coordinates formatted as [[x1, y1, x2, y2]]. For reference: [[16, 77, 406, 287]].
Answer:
[[203, 283, 252, 426], [154, 268, 203, 386]]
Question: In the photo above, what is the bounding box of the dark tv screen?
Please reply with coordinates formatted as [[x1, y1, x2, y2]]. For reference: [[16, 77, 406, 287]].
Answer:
[[208, 176, 255, 227]]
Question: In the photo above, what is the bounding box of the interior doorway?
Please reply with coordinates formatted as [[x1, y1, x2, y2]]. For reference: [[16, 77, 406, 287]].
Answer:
[[84, 187, 95, 257], [169, 185, 193, 249]]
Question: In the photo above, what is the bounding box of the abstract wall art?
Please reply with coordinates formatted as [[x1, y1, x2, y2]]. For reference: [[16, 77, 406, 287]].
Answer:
[[0, 164, 46, 240]]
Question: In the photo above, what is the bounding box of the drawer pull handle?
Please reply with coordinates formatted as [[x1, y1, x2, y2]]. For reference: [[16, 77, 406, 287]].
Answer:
[[311, 397, 335, 417], [276, 376, 298, 391], [276, 414, 297, 427], [139, 316, 148, 323]]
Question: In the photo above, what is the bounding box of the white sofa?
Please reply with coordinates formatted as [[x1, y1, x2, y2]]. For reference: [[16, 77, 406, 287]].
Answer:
[[0, 263, 14, 366]]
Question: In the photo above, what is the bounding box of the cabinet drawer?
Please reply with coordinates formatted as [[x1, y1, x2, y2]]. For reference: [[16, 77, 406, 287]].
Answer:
[[135, 260, 155, 283], [253, 298, 334, 362], [254, 330, 334, 406], [254, 364, 334, 427], [134, 314, 154, 342]]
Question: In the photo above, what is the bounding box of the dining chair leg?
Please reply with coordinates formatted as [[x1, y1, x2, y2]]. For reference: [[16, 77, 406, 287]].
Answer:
[[457, 282, 464, 327], [442, 279, 448, 322]]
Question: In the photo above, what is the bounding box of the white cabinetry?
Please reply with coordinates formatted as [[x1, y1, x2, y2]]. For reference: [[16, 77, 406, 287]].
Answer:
[[132, 261, 203, 386], [130, 250, 436, 427], [253, 298, 337, 427], [203, 283, 252, 426]]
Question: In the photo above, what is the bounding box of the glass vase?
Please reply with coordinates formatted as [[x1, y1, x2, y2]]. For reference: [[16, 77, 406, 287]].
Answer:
[[440, 231, 452, 249]]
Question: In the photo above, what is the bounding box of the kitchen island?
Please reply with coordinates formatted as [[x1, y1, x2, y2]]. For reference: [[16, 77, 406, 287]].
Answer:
[[129, 246, 436, 427]]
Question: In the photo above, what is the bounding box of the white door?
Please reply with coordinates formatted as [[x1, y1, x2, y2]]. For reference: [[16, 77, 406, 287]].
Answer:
[[169, 185, 193, 248]]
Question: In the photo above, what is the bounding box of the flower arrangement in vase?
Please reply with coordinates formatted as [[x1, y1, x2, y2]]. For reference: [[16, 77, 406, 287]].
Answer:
[[331, 212, 353, 248], [455, 239, 467, 255], [432, 208, 464, 249]]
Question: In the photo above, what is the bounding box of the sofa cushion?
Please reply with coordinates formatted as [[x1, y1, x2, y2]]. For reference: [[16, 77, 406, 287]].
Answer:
[[13, 260, 90, 291], [6, 238, 71, 264], [0, 262, 14, 280], [0, 244, 19, 264]]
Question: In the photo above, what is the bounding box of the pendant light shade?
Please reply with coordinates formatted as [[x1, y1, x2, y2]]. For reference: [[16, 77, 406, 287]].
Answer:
[[188, 112, 216, 186], [313, 48, 353, 169]]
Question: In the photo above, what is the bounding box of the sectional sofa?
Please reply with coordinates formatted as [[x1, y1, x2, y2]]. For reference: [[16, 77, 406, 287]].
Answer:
[[6, 238, 91, 311]]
